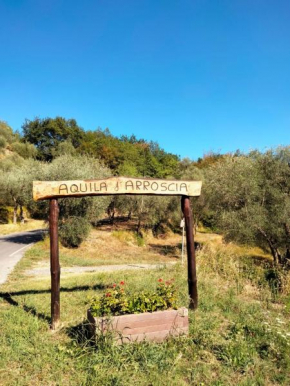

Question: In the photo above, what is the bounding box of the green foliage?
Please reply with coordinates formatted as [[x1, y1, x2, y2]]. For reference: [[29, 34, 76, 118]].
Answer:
[[90, 279, 177, 317], [0, 206, 9, 224], [22, 117, 84, 161], [0, 135, 7, 149], [25, 154, 111, 223], [21, 117, 179, 181], [192, 151, 225, 169], [0, 121, 17, 143], [206, 147, 290, 265], [11, 142, 37, 159], [51, 139, 77, 157], [0, 154, 111, 228], [112, 195, 177, 236], [0, 153, 24, 172], [78, 129, 179, 178], [59, 216, 91, 248], [0, 159, 40, 221]]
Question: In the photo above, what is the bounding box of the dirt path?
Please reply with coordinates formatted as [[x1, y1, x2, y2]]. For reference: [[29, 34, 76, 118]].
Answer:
[[25, 263, 176, 278]]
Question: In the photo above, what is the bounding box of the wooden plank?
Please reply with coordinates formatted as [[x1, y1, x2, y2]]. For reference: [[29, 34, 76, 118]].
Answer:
[[111, 310, 187, 330], [120, 327, 189, 343], [33, 177, 202, 201], [90, 308, 188, 330], [116, 320, 185, 335], [87, 309, 189, 344]]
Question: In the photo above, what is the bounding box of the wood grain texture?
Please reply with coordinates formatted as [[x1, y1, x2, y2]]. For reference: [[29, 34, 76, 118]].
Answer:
[[33, 177, 202, 201], [87, 308, 189, 344]]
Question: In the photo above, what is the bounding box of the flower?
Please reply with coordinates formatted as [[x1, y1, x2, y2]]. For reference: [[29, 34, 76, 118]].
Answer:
[[105, 293, 111, 297], [112, 283, 117, 288], [158, 278, 163, 282], [120, 281, 125, 285]]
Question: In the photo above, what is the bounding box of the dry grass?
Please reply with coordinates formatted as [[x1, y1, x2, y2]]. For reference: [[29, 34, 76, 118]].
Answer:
[[14, 216, 273, 278], [10, 224, 183, 278], [61, 228, 180, 265], [0, 219, 46, 236]]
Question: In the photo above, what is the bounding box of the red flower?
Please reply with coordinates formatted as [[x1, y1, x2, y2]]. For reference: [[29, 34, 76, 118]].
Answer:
[[165, 281, 170, 285], [105, 293, 111, 297], [158, 278, 163, 282], [120, 281, 125, 285], [112, 283, 117, 288]]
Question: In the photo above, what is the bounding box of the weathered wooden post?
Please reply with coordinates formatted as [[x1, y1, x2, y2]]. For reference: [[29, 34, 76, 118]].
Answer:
[[181, 196, 198, 310], [49, 199, 60, 329]]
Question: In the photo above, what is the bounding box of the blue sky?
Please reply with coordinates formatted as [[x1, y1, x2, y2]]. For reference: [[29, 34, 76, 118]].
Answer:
[[0, 0, 289, 159]]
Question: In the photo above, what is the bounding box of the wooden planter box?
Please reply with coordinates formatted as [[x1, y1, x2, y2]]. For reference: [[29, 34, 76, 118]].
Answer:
[[87, 307, 189, 344]]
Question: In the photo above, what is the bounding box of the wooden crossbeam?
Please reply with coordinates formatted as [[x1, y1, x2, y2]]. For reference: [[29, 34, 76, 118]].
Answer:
[[33, 177, 202, 201]]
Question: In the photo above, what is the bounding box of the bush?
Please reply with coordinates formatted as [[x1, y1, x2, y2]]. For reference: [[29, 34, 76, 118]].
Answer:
[[0, 135, 7, 149], [0, 206, 9, 224], [59, 216, 91, 248], [90, 278, 177, 317], [11, 142, 37, 159], [0, 121, 15, 143]]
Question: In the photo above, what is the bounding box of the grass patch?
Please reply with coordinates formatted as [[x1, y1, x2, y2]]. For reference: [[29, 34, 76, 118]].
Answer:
[[0, 219, 45, 236], [9, 228, 181, 280], [1, 231, 290, 385]]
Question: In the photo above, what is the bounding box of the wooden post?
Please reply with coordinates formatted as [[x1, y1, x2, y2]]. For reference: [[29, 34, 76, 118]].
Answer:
[[181, 196, 198, 310], [49, 199, 60, 329]]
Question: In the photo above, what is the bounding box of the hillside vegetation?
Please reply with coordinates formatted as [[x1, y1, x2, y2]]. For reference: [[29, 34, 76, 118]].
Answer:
[[1, 117, 290, 385], [0, 117, 290, 266]]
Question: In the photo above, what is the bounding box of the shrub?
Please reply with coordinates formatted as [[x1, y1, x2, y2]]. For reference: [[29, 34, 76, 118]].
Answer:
[[0, 206, 9, 224], [59, 216, 91, 248], [0, 135, 7, 149], [11, 142, 37, 159], [0, 121, 15, 143], [90, 279, 177, 317]]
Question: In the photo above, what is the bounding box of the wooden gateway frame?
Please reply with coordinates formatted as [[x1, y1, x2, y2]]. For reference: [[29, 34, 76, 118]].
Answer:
[[33, 177, 202, 329]]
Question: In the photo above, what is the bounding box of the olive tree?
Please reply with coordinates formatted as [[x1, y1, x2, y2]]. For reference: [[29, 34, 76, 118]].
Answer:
[[0, 154, 111, 246], [0, 159, 40, 223], [206, 147, 290, 265], [30, 154, 112, 246]]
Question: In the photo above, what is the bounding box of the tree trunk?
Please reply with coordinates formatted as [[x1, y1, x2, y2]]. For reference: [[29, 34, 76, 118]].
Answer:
[[136, 217, 143, 237], [136, 197, 144, 237], [284, 248, 290, 264], [283, 224, 290, 265], [268, 244, 281, 265], [257, 227, 282, 265], [13, 201, 18, 224], [20, 205, 25, 224], [107, 201, 115, 224]]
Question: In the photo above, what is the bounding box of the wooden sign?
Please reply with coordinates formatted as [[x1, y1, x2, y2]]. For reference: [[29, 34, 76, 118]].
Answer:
[[33, 177, 202, 201], [33, 176, 202, 329]]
